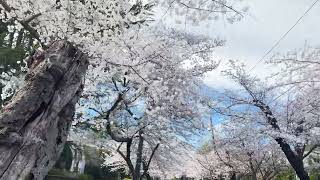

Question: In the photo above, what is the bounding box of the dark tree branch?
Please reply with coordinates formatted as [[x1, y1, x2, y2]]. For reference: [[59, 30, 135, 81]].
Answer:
[[141, 143, 159, 179], [253, 100, 281, 130], [0, 0, 12, 12], [116, 142, 135, 176], [252, 99, 310, 180], [130, 66, 150, 85], [303, 145, 319, 159], [105, 94, 133, 142], [24, 13, 42, 24], [177, 0, 235, 14], [211, 0, 244, 17], [88, 107, 103, 116], [145, 143, 160, 172], [0, 0, 46, 48], [134, 130, 144, 180]]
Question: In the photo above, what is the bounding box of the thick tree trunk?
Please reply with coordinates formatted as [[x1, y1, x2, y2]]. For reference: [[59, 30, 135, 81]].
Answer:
[[254, 100, 310, 180], [276, 138, 309, 180], [0, 40, 88, 180]]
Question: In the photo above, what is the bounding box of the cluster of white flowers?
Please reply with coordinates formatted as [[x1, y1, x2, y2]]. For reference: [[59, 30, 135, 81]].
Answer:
[[0, 0, 152, 54], [0, 67, 25, 105], [0, 0, 249, 178], [0, 73, 23, 102]]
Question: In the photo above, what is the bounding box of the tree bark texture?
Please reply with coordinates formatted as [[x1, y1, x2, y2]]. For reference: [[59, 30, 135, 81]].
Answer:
[[0, 40, 88, 180]]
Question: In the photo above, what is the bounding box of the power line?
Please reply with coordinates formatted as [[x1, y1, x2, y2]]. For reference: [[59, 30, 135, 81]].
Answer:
[[254, 0, 320, 103], [268, 83, 309, 104], [249, 0, 320, 71], [268, 85, 296, 104]]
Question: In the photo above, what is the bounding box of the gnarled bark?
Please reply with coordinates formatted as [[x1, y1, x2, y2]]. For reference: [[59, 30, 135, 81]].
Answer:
[[0, 40, 88, 180]]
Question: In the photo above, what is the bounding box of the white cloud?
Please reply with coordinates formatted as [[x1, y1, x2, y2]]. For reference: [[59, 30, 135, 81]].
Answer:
[[154, 0, 320, 89], [199, 0, 320, 89]]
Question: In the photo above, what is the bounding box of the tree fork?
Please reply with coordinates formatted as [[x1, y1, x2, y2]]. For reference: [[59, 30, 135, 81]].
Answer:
[[0, 40, 88, 180]]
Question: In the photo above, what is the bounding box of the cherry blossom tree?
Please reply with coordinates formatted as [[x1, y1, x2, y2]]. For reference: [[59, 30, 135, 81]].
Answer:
[[222, 118, 288, 180], [198, 116, 289, 180], [73, 27, 220, 180], [197, 144, 234, 179], [0, 0, 146, 179], [270, 46, 320, 86], [0, 0, 246, 179], [213, 60, 320, 180]]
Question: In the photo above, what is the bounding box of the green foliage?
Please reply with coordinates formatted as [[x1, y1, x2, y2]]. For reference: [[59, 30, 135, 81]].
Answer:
[[0, 39, 40, 109], [47, 168, 78, 178], [275, 170, 296, 180], [78, 174, 94, 180], [0, 47, 26, 67], [55, 143, 73, 170], [0, 33, 7, 46], [0, 47, 26, 107], [311, 173, 320, 180], [0, 20, 37, 107], [49, 143, 128, 180]]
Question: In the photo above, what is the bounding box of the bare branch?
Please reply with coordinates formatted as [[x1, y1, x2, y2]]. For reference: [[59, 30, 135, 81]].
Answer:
[[130, 66, 150, 85], [146, 143, 160, 170], [104, 93, 133, 142], [211, 0, 244, 17], [142, 143, 160, 177], [24, 13, 42, 24], [0, 0, 46, 48], [177, 0, 236, 14], [88, 107, 103, 116], [303, 145, 319, 159], [116, 142, 135, 175]]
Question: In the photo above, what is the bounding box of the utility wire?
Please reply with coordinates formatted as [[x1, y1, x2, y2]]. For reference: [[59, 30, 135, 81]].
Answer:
[[269, 83, 309, 104], [268, 85, 296, 104], [249, 0, 320, 71], [250, 0, 319, 103]]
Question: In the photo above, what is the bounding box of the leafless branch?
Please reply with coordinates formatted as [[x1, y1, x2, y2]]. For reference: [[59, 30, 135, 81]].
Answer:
[[0, 0, 46, 48], [303, 145, 319, 159], [211, 0, 244, 17], [177, 0, 233, 14]]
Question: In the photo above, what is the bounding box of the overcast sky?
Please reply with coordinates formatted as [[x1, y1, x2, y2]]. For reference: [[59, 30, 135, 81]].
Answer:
[[155, 0, 320, 145], [166, 0, 320, 89]]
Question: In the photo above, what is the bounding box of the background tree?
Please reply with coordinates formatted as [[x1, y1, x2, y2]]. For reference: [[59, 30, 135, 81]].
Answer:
[[0, 18, 36, 106], [211, 59, 320, 180], [73, 27, 220, 180]]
